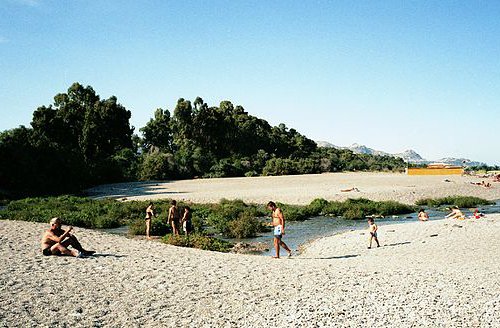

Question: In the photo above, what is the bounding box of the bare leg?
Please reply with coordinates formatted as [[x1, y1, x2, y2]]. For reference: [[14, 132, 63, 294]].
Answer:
[[51, 243, 79, 257], [280, 240, 292, 256], [171, 222, 179, 236], [145, 219, 151, 239], [273, 237, 280, 258], [368, 235, 373, 249], [62, 235, 94, 255], [374, 236, 380, 247]]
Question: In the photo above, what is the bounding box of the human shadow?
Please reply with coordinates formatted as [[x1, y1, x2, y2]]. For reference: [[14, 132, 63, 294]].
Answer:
[[90, 253, 127, 258], [294, 254, 360, 260], [85, 180, 189, 200], [383, 241, 411, 247]]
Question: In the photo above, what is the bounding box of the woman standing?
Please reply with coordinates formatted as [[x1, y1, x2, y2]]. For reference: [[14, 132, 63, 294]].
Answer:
[[145, 202, 155, 239], [181, 206, 193, 236]]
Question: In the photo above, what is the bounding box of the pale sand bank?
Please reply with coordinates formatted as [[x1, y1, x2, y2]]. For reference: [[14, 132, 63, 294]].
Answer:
[[1, 215, 499, 327], [87, 172, 500, 205]]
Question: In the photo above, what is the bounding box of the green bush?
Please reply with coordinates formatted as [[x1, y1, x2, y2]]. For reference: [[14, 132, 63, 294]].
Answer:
[[162, 234, 233, 252], [0, 196, 123, 229], [227, 212, 265, 238], [321, 198, 415, 220], [128, 217, 170, 236], [415, 196, 493, 208]]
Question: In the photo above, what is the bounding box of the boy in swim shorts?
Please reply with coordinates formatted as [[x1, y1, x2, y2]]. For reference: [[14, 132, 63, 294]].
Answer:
[[367, 218, 380, 249]]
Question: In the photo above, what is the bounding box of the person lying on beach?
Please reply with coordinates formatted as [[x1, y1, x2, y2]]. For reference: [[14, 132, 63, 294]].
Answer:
[[267, 201, 292, 258], [418, 209, 429, 221], [145, 202, 156, 240], [445, 206, 465, 220], [168, 200, 180, 236], [367, 218, 380, 249], [341, 187, 360, 192], [40, 217, 95, 257]]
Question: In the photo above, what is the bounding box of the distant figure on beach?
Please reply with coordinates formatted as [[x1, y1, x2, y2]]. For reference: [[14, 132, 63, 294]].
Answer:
[[181, 206, 193, 236], [367, 218, 380, 249], [341, 187, 360, 192], [40, 217, 95, 257], [472, 209, 485, 219], [418, 209, 429, 221], [267, 201, 292, 258], [445, 206, 465, 220], [145, 202, 156, 240], [168, 200, 180, 235]]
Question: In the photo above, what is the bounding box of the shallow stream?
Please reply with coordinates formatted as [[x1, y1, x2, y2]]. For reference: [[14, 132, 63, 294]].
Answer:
[[102, 200, 500, 257]]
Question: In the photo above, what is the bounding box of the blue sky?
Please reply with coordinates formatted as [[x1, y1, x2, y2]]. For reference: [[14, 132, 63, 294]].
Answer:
[[1, 1, 499, 164]]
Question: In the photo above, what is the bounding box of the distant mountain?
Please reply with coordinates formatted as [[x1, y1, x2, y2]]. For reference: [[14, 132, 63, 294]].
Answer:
[[394, 150, 427, 164], [434, 158, 486, 167], [315, 141, 338, 148], [315, 141, 486, 167]]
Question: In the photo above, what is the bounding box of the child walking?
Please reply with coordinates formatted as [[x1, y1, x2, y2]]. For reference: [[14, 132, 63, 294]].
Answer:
[[367, 218, 380, 249]]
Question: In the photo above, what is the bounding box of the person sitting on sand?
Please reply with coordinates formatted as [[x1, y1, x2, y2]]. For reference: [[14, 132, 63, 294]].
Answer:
[[418, 209, 429, 221], [181, 206, 193, 236], [472, 209, 485, 219], [168, 200, 180, 236], [445, 206, 465, 220], [145, 202, 156, 240], [40, 217, 95, 258], [267, 201, 292, 258], [367, 218, 380, 249]]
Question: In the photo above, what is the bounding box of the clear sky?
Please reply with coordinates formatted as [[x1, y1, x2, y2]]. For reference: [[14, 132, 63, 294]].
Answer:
[[1, 1, 499, 164]]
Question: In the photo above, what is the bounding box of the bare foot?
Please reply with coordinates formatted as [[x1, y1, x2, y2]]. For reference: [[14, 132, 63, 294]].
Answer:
[[272, 256, 280, 259]]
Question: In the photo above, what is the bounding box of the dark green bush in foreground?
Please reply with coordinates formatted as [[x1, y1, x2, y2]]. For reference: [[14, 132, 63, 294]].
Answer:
[[162, 234, 233, 252], [415, 196, 493, 208], [0, 196, 124, 229]]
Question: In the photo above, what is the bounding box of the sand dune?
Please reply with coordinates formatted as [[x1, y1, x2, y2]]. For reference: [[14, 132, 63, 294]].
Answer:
[[87, 172, 500, 205], [1, 214, 499, 327]]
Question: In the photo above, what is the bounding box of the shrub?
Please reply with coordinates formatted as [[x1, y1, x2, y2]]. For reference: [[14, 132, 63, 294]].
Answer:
[[415, 196, 493, 208], [0, 196, 123, 229], [227, 212, 265, 238]]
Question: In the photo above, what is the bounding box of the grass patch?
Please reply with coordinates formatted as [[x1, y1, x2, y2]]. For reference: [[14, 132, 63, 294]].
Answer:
[[415, 196, 493, 208], [162, 233, 233, 252], [280, 198, 415, 220]]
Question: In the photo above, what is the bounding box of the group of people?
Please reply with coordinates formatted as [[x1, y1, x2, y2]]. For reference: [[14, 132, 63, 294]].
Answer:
[[39, 200, 487, 259], [145, 200, 193, 239]]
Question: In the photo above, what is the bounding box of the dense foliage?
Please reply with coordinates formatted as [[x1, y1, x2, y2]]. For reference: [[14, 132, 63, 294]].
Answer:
[[162, 234, 233, 253], [279, 198, 416, 220], [415, 196, 493, 208], [0, 83, 407, 198]]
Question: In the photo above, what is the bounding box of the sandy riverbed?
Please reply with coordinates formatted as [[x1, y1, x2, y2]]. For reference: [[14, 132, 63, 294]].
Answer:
[[1, 213, 499, 327], [87, 172, 500, 205]]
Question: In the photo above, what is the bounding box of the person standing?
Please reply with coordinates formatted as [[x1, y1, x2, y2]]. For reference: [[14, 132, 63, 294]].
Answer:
[[181, 206, 193, 236], [367, 218, 380, 249], [267, 201, 292, 258], [168, 200, 180, 235], [145, 202, 155, 240]]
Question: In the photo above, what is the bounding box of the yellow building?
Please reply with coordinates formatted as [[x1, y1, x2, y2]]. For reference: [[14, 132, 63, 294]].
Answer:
[[407, 163, 464, 175]]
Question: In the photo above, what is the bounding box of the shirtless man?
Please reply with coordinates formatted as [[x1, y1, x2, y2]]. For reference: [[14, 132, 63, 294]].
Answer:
[[267, 201, 292, 258], [40, 217, 95, 257], [168, 200, 180, 236]]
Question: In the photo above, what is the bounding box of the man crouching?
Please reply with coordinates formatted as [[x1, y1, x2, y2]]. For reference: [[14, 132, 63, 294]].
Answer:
[[40, 217, 95, 257]]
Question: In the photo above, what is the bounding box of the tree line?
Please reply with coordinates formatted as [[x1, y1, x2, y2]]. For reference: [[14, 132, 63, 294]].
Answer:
[[0, 83, 406, 197]]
